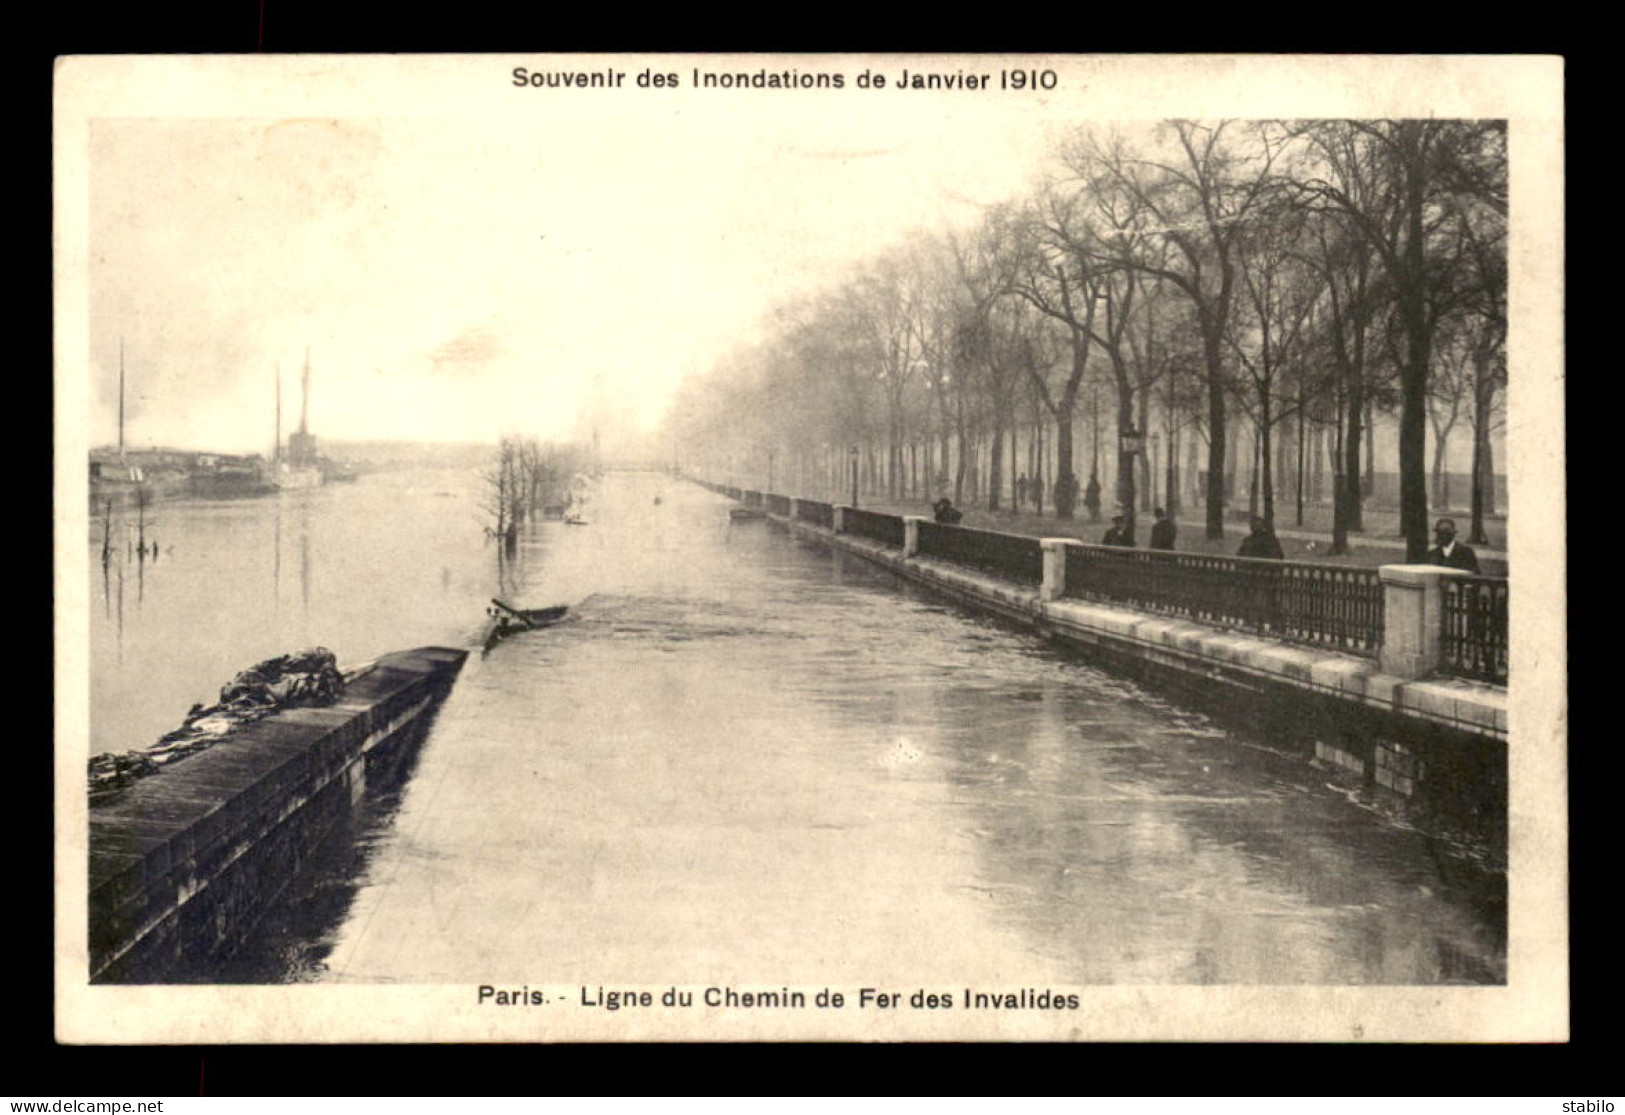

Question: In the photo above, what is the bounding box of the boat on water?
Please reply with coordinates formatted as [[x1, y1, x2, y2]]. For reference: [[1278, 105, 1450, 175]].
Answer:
[[320, 458, 360, 483], [479, 599, 569, 652], [729, 507, 766, 521], [190, 453, 277, 498], [88, 343, 195, 507], [273, 460, 323, 490], [89, 459, 191, 510]]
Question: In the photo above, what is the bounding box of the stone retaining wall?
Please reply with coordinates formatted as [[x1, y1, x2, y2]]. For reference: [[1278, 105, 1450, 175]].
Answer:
[[774, 514, 1506, 848], [88, 646, 468, 983]]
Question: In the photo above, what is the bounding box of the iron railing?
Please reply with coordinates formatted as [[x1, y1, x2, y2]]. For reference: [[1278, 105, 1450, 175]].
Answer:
[[1063, 545, 1385, 658], [795, 499, 834, 529], [1440, 574, 1509, 684], [842, 508, 905, 548], [694, 477, 1512, 682], [917, 521, 1043, 586]]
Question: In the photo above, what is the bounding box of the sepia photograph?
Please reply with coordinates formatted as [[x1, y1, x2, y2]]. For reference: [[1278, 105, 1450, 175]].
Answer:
[[53, 53, 1565, 1043]]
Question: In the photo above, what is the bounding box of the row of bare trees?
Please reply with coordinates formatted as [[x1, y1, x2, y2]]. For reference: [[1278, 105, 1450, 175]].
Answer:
[[666, 120, 1507, 559], [482, 435, 580, 546]]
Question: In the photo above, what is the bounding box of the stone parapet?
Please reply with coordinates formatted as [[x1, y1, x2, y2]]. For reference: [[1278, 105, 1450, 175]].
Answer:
[[773, 515, 1505, 743], [1039, 538, 1074, 602], [88, 646, 469, 983], [1378, 564, 1459, 680], [903, 516, 924, 558]]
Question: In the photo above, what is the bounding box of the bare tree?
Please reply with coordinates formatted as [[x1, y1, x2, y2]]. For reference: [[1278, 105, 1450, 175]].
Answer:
[[948, 219, 1024, 511], [1289, 119, 1506, 560], [1227, 196, 1325, 528], [1083, 121, 1286, 539]]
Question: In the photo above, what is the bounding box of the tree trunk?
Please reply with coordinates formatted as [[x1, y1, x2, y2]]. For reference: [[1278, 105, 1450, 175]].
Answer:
[[953, 407, 968, 504], [1001, 425, 1014, 513], [1261, 406, 1276, 528], [1295, 413, 1306, 526], [1248, 428, 1261, 518], [1054, 398, 1078, 518], [1117, 386, 1137, 543], [1431, 423, 1451, 509], [1399, 306, 1432, 562], [1034, 418, 1045, 517], [1470, 378, 1494, 544], [1311, 424, 1325, 503], [1223, 409, 1238, 504], [1166, 426, 1179, 518], [1343, 374, 1365, 534], [1363, 398, 1376, 500], [986, 420, 1003, 512], [1203, 330, 1228, 539], [1186, 431, 1200, 510]]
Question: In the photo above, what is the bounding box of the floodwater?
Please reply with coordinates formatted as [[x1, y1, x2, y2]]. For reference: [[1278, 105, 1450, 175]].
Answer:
[[88, 467, 521, 759], [208, 470, 1504, 986]]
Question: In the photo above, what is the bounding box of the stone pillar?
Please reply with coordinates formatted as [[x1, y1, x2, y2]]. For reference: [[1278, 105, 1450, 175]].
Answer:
[[1040, 539, 1074, 602], [903, 516, 924, 558], [833, 505, 848, 534], [1378, 564, 1455, 679]]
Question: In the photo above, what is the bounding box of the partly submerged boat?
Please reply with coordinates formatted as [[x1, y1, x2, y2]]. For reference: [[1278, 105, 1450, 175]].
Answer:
[[480, 599, 569, 652], [273, 460, 323, 490], [190, 453, 276, 498]]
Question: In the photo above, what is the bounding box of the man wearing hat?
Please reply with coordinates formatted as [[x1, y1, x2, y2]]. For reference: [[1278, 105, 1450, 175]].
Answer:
[[1426, 518, 1480, 572], [1149, 507, 1176, 551], [1237, 515, 1284, 559], [1101, 514, 1131, 547]]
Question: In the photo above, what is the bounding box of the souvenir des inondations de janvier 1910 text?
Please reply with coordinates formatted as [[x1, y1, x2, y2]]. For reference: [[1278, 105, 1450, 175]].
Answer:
[[510, 65, 1060, 92]]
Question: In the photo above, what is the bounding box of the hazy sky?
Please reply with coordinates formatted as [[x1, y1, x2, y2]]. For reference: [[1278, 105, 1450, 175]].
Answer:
[[88, 97, 1053, 453]]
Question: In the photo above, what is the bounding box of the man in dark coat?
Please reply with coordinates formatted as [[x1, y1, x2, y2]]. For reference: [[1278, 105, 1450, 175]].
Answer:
[[1101, 514, 1131, 547], [1426, 518, 1481, 572], [932, 497, 963, 525], [1237, 516, 1284, 559], [1149, 507, 1176, 551]]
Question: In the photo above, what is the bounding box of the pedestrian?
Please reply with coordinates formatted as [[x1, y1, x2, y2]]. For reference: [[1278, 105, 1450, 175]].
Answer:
[[1149, 508, 1176, 551], [1101, 514, 1131, 547], [1237, 515, 1284, 560], [932, 497, 963, 525], [1016, 473, 1029, 510], [1082, 473, 1100, 521], [1426, 517, 1481, 572]]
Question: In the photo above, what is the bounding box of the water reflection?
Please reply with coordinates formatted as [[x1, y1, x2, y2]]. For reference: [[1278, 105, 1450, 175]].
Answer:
[[88, 468, 516, 759], [299, 496, 311, 622]]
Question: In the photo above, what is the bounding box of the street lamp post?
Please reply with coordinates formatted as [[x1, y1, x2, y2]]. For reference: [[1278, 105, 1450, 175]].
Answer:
[[1087, 384, 1103, 521], [1119, 426, 1144, 545], [849, 444, 860, 510], [1149, 432, 1162, 511]]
